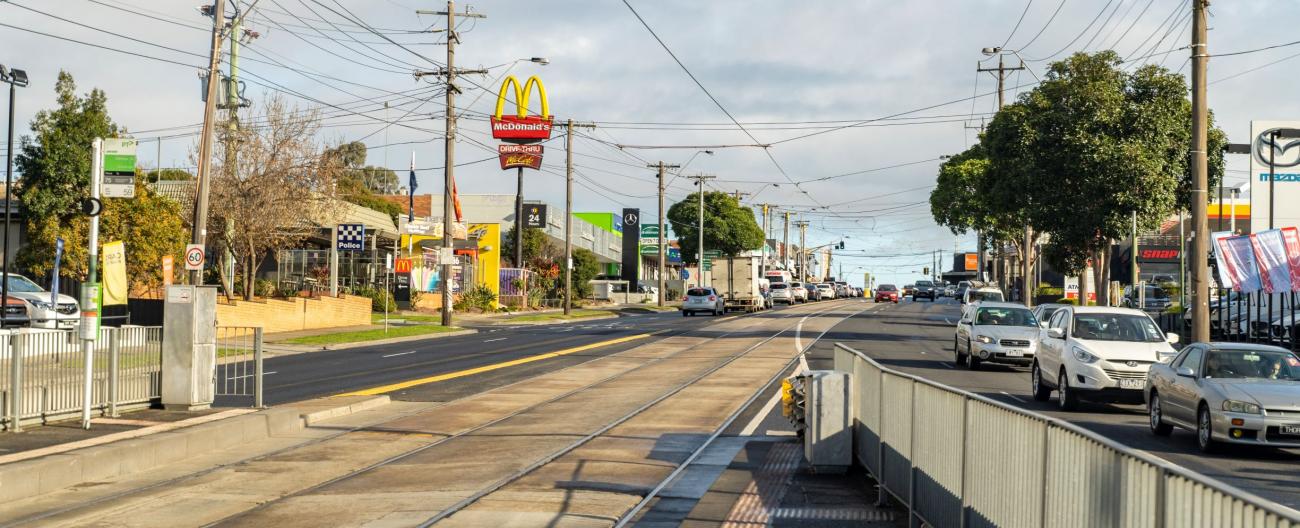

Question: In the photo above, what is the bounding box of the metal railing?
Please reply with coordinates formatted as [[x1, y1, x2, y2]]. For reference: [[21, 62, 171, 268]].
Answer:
[[832, 343, 1300, 528], [215, 326, 264, 408], [1156, 290, 1300, 352], [2, 327, 162, 431]]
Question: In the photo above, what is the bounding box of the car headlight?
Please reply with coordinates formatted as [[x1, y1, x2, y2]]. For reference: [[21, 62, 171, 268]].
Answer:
[[1221, 400, 1261, 414], [1157, 350, 1178, 363], [28, 300, 55, 311], [976, 335, 994, 344], [1072, 346, 1098, 364]]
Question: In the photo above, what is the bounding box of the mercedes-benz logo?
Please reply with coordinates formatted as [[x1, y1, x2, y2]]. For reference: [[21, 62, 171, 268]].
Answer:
[[1254, 128, 1300, 168], [624, 213, 639, 225], [1126, 361, 1139, 368]]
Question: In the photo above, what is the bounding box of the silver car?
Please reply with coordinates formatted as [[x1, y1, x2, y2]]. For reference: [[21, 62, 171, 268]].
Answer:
[[1146, 342, 1300, 452], [681, 287, 725, 316]]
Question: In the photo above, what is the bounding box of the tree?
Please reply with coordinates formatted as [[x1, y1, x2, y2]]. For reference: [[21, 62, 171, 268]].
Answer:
[[501, 225, 552, 267], [209, 96, 345, 300], [667, 191, 764, 263], [570, 247, 600, 299], [326, 141, 402, 221], [14, 71, 186, 292]]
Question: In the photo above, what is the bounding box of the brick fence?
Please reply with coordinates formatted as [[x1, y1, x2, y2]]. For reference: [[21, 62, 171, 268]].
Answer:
[[215, 294, 371, 334]]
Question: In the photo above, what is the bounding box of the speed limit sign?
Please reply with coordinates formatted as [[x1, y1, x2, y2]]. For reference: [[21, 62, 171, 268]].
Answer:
[[184, 244, 205, 271]]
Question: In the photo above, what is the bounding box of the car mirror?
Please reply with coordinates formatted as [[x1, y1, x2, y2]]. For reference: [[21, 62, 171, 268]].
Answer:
[[1046, 328, 1064, 339], [1039, 320, 1049, 329], [1176, 366, 1195, 378], [1165, 332, 1180, 344]]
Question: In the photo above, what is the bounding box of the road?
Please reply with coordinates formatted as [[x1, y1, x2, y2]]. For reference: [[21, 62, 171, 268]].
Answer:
[[807, 296, 1300, 512]]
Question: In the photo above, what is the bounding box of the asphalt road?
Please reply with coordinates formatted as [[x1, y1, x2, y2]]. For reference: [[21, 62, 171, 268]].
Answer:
[[216, 304, 811, 407], [804, 296, 1300, 512]]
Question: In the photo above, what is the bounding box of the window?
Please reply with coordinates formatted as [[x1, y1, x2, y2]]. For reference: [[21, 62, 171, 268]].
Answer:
[[687, 288, 711, 297], [878, 284, 896, 291], [975, 307, 1037, 327], [770, 283, 788, 290], [1204, 349, 1300, 380], [5, 275, 44, 293], [1175, 346, 1204, 373], [1049, 310, 1068, 332], [1071, 313, 1165, 342]]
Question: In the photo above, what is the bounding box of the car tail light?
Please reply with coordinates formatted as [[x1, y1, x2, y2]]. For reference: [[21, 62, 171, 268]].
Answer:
[[708, 295, 716, 301]]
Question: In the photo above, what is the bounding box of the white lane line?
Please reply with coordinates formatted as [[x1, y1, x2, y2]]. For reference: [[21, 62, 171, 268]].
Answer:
[[1000, 391, 1027, 404], [945, 317, 953, 324], [483, 337, 507, 343], [741, 388, 785, 436], [939, 363, 955, 369], [382, 351, 415, 358]]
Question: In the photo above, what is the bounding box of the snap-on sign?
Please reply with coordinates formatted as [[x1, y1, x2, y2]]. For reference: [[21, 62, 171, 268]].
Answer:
[[1137, 247, 1181, 263]]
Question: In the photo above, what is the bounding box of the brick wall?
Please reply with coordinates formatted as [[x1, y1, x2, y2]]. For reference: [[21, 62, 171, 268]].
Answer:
[[215, 295, 371, 334]]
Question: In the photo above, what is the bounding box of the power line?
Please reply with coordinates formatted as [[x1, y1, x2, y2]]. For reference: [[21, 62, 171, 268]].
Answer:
[[1022, 0, 1114, 62], [999, 0, 1035, 49], [1013, 0, 1069, 53]]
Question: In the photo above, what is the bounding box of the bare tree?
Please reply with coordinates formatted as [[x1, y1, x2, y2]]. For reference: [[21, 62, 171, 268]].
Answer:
[[208, 96, 345, 300]]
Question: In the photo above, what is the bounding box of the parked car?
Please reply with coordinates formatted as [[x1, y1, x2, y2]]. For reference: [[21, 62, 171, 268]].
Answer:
[[681, 287, 725, 316], [1121, 284, 1173, 314], [913, 280, 938, 301], [1146, 342, 1300, 452], [875, 284, 899, 303], [955, 281, 972, 302], [769, 283, 794, 305], [5, 274, 78, 330], [943, 284, 956, 297], [789, 281, 809, 303], [963, 287, 1004, 305], [1032, 303, 1068, 329], [816, 283, 836, 300], [954, 302, 1040, 370], [1032, 306, 1180, 410]]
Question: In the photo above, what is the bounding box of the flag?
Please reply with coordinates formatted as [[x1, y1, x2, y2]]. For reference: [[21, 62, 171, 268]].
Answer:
[[409, 152, 417, 193], [451, 172, 463, 222], [408, 152, 417, 222]]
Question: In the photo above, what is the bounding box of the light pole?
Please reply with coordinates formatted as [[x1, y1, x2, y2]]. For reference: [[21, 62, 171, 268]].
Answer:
[[511, 57, 547, 270], [0, 65, 28, 328], [1266, 128, 1300, 230]]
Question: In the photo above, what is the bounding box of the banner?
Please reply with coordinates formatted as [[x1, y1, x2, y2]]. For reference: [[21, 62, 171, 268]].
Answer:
[[1223, 234, 1263, 293], [1282, 227, 1300, 291], [1211, 231, 1235, 290], [498, 144, 543, 170], [102, 240, 129, 306], [1251, 230, 1292, 293]]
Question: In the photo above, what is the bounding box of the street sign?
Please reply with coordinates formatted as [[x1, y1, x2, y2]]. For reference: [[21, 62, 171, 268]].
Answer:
[[439, 247, 456, 265], [80, 197, 103, 216], [680, 268, 691, 280], [640, 245, 658, 255], [524, 204, 548, 228], [184, 244, 205, 271], [79, 283, 101, 340], [337, 224, 366, 251], [101, 138, 137, 198], [640, 224, 660, 238]]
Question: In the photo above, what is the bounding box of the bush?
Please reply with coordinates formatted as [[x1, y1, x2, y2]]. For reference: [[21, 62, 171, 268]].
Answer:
[[1037, 287, 1064, 297], [355, 285, 396, 312], [254, 279, 277, 298], [454, 284, 497, 312]]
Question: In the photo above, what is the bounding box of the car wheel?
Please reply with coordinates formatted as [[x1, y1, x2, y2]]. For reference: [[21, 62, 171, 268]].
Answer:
[[954, 337, 967, 366], [1057, 370, 1079, 411], [1031, 361, 1051, 401], [1149, 392, 1173, 436], [1197, 404, 1219, 453], [682, 311, 689, 317], [966, 349, 981, 370]]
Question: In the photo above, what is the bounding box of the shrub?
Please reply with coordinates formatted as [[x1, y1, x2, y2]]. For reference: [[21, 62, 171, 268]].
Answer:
[[454, 284, 497, 312], [355, 285, 396, 312]]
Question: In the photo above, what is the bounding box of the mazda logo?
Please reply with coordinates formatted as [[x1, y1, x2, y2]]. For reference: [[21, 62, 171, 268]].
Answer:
[[1126, 361, 1139, 368], [1254, 128, 1300, 168]]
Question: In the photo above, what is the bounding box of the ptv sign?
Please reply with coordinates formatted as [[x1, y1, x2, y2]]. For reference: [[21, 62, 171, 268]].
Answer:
[[491, 76, 552, 143]]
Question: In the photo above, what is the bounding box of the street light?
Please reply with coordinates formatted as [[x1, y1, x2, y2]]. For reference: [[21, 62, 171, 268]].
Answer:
[[0, 65, 29, 329], [1265, 128, 1300, 229]]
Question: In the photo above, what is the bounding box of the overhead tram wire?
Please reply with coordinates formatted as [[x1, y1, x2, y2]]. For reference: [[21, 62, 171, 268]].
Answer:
[[251, 9, 414, 74], [266, 0, 427, 72], [1011, 0, 1069, 53], [1120, 0, 1184, 61], [1100, 0, 1156, 51], [0, 22, 203, 69], [1093, 0, 1138, 50], [1023, 0, 1115, 62], [1080, 0, 1126, 51], [999, 0, 1035, 49], [290, 0, 436, 71]]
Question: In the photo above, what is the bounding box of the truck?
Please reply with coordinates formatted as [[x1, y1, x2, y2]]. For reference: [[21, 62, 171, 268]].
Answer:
[[713, 255, 767, 313]]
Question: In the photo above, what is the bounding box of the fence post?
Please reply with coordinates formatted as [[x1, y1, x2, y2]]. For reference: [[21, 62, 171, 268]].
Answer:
[[108, 327, 120, 418], [958, 397, 969, 528], [1038, 421, 1051, 527], [8, 333, 21, 432], [253, 327, 264, 408]]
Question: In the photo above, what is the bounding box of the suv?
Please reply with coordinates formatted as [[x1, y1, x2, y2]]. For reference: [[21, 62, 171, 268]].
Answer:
[[954, 302, 1041, 370], [914, 280, 937, 301], [1032, 306, 1180, 410], [789, 282, 809, 303], [963, 287, 1004, 305], [1121, 284, 1173, 314], [769, 283, 794, 304], [681, 287, 725, 316], [817, 283, 836, 300], [5, 274, 78, 329]]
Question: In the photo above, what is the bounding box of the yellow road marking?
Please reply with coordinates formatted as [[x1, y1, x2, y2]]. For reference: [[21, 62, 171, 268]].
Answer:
[[335, 333, 653, 396]]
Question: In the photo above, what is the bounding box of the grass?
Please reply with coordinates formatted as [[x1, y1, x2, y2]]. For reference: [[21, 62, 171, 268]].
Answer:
[[281, 324, 460, 346], [624, 305, 678, 312], [370, 313, 445, 324], [509, 309, 612, 322]]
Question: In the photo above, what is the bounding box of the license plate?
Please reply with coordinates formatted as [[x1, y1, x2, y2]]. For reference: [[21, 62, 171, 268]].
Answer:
[[1118, 378, 1146, 390], [1280, 425, 1300, 436], [1004, 350, 1024, 357]]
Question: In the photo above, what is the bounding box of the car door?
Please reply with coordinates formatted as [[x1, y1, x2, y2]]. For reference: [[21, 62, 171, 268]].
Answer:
[[1164, 345, 1205, 424], [957, 306, 974, 351], [1040, 308, 1069, 376]]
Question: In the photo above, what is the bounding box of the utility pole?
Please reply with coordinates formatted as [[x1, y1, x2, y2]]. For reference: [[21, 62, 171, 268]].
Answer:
[[782, 211, 792, 273], [689, 174, 716, 285], [190, 0, 227, 285], [760, 204, 771, 279], [414, 1, 486, 327], [979, 48, 1029, 304], [1189, 0, 1210, 343], [558, 120, 596, 314], [795, 220, 809, 282], [649, 162, 679, 307], [732, 190, 750, 202], [221, 6, 254, 294]]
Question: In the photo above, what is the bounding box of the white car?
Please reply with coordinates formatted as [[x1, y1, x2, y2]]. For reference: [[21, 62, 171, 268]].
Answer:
[[788, 282, 809, 303], [954, 302, 1041, 370], [681, 287, 725, 316], [5, 274, 79, 330], [816, 283, 835, 300], [768, 283, 794, 304], [1032, 306, 1180, 411], [963, 287, 1004, 305]]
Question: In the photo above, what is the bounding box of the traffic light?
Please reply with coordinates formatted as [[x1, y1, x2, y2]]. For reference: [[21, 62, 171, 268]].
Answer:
[[836, 241, 845, 249], [923, 267, 930, 276]]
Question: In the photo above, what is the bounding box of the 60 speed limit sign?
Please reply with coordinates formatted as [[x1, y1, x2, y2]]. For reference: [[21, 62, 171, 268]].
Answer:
[[184, 244, 205, 271]]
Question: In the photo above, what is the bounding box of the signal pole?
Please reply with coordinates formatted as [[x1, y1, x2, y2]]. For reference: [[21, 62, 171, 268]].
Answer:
[[795, 220, 809, 282], [979, 48, 1030, 305], [415, 1, 486, 326], [557, 120, 596, 314], [760, 204, 771, 279], [782, 211, 792, 272], [689, 174, 716, 285], [1189, 0, 1210, 342], [190, 0, 226, 286], [649, 162, 679, 307]]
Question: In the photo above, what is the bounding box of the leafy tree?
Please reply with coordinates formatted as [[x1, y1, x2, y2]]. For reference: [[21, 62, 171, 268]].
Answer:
[[144, 168, 193, 182], [569, 247, 600, 299], [326, 141, 402, 221], [667, 192, 764, 263], [13, 71, 186, 293], [501, 225, 551, 267]]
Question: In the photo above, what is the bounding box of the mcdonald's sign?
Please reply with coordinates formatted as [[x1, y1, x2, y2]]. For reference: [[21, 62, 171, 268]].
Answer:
[[491, 75, 553, 143], [499, 144, 544, 170]]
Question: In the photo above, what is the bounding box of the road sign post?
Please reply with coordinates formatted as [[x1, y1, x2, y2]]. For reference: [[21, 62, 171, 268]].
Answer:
[[184, 244, 205, 272], [101, 138, 137, 198]]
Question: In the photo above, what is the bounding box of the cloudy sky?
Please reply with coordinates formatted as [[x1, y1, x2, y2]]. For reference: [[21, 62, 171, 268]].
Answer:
[[1, 0, 1296, 285]]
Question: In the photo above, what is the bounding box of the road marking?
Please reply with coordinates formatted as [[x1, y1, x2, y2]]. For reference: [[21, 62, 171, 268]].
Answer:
[[939, 363, 955, 369], [483, 337, 507, 343], [1000, 391, 1027, 404], [740, 374, 793, 437], [382, 351, 415, 358], [335, 333, 654, 397], [945, 317, 953, 324]]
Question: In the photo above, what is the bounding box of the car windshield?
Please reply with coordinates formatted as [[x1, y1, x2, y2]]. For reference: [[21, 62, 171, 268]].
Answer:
[[975, 307, 1037, 327], [5, 276, 45, 293], [770, 284, 787, 290], [1204, 349, 1300, 381], [970, 291, 1003, 303], [1037, 307, 1062, 322], [687, 288, 711, 297], [916, 280, 934, 287], [879, 284, 896, 291], [1071, 313, 1165, 342], [1144, 286, 1169, 299]]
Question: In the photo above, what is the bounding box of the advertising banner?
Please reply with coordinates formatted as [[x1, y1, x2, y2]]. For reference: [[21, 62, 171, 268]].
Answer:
[[498, 144, 543, 170], [101, 241, 128, 306], [964, 253, 978, 271], [491, 76, 553, 143], [1211, 231, 1235, 290], [1251, 230, 1292, 293], [621, 209, 640, 283], [1223, 234, 1263, 292], [1282, 227, 1300, 291], [1250, 120, 1300, 233]]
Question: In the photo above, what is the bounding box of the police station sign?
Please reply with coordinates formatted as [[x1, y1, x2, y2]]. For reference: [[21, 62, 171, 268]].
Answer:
[[1250, 120, 1300, 232]]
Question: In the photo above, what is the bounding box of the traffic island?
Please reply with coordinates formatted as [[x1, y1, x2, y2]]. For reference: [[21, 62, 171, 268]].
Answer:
[[502, 309, 620, 324], [265, 324, 476, 352]]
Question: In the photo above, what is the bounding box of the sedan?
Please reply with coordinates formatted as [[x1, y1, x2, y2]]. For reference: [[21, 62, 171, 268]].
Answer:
[[816, 283, 836, 300], [1147, 343, 1300, 452], [954, 302, 1041, 370], [875, 284, 899, 303], [681, 287, 725, 316]]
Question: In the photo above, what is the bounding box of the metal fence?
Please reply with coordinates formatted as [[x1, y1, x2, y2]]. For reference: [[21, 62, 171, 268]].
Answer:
[[1156, 290, 1300, 352], [215, 326, 264, 408], [833, 343, 1300, 528], [2, 327, 162, 431]]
